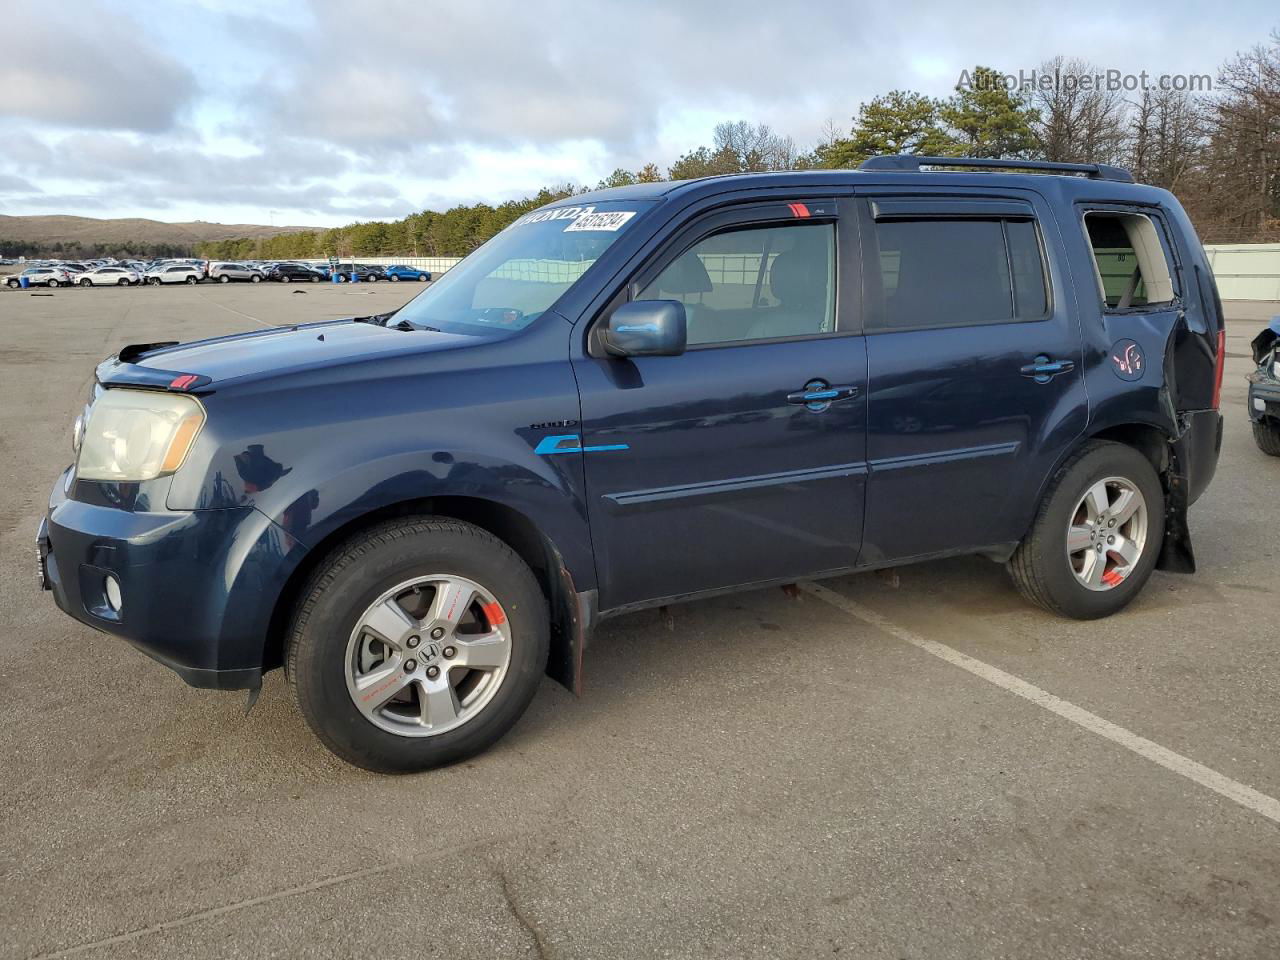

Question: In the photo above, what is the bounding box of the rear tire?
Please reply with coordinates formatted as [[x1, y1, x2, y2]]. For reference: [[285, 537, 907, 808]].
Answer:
[[288, 517, 549, 773], [6, 279, 18, 288], [186, 276, 197, 285], [219, 274, 230, 283], [1008, 441, 1164, 619], [117, 278, 128, 286], [1253, 419, 1280, 456], [282, 275, 291, 283], [390, 274, 400, 282]]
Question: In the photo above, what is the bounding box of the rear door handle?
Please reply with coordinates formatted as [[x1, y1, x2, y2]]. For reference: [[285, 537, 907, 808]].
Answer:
[[1020, 356, 1075, 383], [787, 380, 860, 410]]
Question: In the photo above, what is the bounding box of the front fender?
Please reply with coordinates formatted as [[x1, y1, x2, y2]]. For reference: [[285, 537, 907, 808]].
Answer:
[[260, 446, 596, 591]]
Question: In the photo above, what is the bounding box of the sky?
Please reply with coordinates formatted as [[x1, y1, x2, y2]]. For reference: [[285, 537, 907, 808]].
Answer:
[[0, 0, 1273, 228]]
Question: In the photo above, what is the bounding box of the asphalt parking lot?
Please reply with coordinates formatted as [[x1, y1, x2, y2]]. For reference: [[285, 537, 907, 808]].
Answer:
[[2, 283, 1278, 960]]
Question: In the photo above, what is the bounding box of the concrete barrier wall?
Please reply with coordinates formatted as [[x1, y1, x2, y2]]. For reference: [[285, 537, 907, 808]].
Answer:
[[1202, 244, 1280, 301]]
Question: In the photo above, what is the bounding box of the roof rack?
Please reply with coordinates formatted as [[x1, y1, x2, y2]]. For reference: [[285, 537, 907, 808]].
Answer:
[[858, 155, 1135, 183]]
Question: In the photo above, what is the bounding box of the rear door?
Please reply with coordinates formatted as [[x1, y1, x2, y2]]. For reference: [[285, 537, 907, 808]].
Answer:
[[573, 199, 869, 610], [855, 191, 1087, 564]]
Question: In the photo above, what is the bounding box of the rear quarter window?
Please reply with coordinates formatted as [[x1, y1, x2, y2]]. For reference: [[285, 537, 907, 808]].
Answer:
[[1083, 210, 1176, 310]]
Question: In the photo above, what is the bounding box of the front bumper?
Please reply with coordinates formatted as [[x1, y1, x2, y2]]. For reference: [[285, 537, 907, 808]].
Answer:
[[40, 468, 303, 690], [1247, 369, 1280, 423]]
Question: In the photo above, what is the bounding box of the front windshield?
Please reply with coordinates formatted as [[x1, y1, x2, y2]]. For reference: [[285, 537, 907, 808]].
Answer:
[[393, 200, 651, 336]]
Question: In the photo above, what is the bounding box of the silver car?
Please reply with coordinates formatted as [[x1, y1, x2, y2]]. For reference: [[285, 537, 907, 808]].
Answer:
[[209, 262, 265, 283]]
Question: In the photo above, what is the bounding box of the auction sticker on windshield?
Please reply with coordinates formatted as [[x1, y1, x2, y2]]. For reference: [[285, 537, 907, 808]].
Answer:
[[564, 211, 636, 232]]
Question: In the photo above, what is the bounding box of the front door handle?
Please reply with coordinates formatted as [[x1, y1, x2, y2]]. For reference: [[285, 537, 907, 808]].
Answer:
[[787, 380, 860, 411], [1020, 356, 1076, 383]]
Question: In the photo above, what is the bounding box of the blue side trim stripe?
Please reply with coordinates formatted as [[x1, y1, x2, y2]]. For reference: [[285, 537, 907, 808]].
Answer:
[[535, 434, 629, 456]]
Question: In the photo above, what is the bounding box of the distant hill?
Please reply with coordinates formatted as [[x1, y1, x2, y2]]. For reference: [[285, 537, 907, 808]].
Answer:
[[0, 214, 315, 257]]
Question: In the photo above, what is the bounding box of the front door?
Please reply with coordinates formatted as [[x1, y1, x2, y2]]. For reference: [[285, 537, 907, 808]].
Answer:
[[572, 202, 868, 610]]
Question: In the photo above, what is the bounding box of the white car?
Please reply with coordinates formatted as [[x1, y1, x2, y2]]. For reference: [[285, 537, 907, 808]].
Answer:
[[77, 266, 141, 287], [145, 264, 203, 285], [5, 266, 72, 288]]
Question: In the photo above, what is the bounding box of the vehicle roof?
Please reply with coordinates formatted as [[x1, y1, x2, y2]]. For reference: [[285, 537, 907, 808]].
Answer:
[[567, 168, 1173, 209]]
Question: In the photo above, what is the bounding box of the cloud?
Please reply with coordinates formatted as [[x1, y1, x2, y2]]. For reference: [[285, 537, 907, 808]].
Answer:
[[0, 174, 37, 193], [0, 0, 1271, 224], [0, 1, 197, 133]]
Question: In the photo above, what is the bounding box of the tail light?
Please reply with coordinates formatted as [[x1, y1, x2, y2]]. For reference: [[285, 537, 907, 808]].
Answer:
[[1211, 328, 1226, 410]]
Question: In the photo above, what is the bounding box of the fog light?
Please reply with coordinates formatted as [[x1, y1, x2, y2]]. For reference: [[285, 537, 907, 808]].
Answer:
[[104, 575, 123, 613], [1255, 397, 1267, 412]]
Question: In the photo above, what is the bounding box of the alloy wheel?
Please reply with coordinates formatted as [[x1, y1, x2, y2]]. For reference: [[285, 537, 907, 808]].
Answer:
[[1066, 477, 1148, 591], [345, 574, 512, 737]]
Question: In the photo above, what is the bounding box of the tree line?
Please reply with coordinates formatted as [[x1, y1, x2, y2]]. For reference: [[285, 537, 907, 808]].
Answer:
[[0, 238, 197, 259], [196, 32, 1279, 262]]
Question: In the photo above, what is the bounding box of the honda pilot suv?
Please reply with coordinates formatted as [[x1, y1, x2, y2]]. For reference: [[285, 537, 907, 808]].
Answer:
[[38, 157, 1225, 772]]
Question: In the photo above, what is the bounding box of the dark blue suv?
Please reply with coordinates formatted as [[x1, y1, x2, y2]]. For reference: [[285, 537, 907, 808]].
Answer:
[[38, 157, 1225, 772]]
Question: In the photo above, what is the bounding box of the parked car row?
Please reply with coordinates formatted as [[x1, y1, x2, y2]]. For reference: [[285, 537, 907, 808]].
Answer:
[[5, 259, 434, 288]]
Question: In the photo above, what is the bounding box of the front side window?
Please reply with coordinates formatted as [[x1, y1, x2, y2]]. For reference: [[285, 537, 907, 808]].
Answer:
[[636, 221, 836, 346], [1084, 211, 1175, 309], [393, 200, 651, 338], [868, 217, 1048, 331]]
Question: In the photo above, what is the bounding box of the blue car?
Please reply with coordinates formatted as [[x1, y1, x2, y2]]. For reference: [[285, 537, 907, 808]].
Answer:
[[39, 156, 1224, 772], [383, 264, 432, 282]]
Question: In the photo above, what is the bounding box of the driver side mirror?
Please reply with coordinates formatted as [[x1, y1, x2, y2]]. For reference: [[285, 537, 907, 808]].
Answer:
[[601, 300, 687, 357]]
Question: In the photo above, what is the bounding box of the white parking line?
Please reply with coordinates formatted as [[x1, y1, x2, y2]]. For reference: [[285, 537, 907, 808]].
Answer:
[[802, 581, 1280, 826]]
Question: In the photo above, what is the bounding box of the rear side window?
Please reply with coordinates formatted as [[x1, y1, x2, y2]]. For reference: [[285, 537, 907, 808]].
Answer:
[[1084, 211, 1175, 309], [867, 217, 1048, 331], [636, 222, 836, 346]]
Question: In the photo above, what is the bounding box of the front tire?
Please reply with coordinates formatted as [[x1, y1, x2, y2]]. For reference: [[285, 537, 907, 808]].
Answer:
[[1253, 419, 1280, 456], [418, 274, 428, 282], [288, 517, 549, 773], [1008, 441, 1164, 619], [251, 274, 262, 283], [48, 279, 61, 288], [80, 278, 92, 287]]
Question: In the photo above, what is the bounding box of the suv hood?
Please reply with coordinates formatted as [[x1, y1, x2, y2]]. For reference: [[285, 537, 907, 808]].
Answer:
[[97, 318, 477, 390]]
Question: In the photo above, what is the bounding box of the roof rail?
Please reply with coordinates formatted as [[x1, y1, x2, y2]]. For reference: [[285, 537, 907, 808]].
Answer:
[[858, 155, 1135, 184]]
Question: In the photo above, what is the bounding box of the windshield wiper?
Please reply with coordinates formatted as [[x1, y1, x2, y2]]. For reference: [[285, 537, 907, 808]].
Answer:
[[351, 311, 439, 332]]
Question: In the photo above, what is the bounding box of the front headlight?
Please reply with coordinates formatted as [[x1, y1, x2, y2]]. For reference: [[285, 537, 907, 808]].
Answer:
[[76, 389, 205, 482]]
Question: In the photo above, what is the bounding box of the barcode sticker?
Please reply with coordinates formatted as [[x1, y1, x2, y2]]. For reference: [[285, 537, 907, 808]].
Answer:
[[564, 211, 636, 232]]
